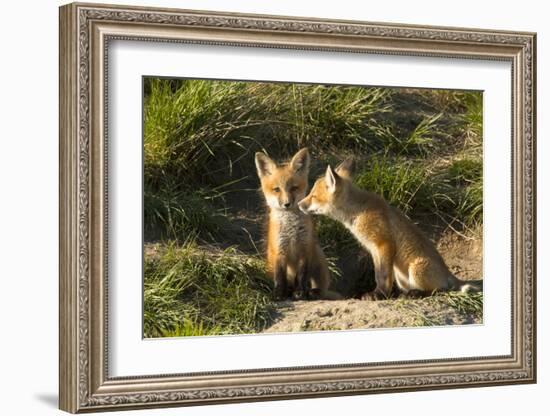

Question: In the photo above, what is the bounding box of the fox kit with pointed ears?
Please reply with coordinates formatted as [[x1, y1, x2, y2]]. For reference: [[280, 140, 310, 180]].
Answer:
[[298, 158, 480, 299], [255, 148, 336, 300]]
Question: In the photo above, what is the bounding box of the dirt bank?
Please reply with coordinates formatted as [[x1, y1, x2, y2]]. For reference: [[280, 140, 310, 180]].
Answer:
[[264, 293, 482, 333]]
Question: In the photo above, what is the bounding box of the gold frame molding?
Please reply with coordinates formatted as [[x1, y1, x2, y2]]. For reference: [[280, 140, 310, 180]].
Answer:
[[59, 2, 536, 413]]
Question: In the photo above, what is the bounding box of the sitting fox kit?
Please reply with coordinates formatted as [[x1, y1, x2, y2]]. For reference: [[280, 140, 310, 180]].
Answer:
[[298, 158, 478, 299], [255, 148, 331, 300]]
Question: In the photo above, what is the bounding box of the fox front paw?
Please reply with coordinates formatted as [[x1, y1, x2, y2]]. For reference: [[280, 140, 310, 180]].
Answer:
[[307, 288, 322, 300], [292, 290, 307, 301], [273, 285, 287, 301], [361, 290, 387, 301]]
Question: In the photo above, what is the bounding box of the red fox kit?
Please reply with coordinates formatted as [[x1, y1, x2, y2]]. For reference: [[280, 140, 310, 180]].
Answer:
[[255, 148, 332, 300], [298, 158, 479, 299]]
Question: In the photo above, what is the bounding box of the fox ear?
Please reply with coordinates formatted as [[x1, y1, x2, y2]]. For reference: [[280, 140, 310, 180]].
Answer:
[[335, 157, 356, 179], [255, 153, 276, 178], [290, 148, 310, 175], [325, 165, 338, 193]]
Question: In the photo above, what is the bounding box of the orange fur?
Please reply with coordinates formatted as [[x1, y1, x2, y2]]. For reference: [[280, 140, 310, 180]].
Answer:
[[299, 158, 479, 299], [255, 148, 333, 300]]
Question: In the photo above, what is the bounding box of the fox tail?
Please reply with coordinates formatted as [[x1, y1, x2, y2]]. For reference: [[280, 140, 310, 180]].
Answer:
[[449, 275, 483, 293]]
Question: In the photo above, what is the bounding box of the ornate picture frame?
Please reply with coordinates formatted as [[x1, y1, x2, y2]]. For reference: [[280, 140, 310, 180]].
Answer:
[[59, 2, 536, 413]]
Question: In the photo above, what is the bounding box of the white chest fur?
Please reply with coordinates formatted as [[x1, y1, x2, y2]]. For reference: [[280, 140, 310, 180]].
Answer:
[[272, 209, 309, 249]]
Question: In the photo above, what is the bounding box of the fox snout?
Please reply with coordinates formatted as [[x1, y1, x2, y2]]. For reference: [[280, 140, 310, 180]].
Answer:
[[278, 195, 296, 209], [298, 198, 310, 213], [280, 201, 293, 209]]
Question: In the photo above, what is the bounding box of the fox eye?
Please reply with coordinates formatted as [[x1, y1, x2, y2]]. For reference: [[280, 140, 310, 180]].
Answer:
[[290, 185, 299, 192], [273, 187, 281, 193]]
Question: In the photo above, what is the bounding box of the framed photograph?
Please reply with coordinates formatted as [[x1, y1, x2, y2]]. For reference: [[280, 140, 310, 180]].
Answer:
[[59, 2, 536, 413]]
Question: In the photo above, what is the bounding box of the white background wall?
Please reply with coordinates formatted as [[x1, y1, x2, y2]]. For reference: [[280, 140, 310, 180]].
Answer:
[[0, 0, 546, 414]]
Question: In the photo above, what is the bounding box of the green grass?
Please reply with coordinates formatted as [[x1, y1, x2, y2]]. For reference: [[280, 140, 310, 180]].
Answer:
[[367, 112, 443, 156], [143, 242, 273, 338], [355, 157, 429, 214], [160, 320, 223, 337], [348, 153, 482, 229], [289, 84, 393, 150], [144, 79, 483, 240], [144, 79, 393, 188], [461, 92, 483, 145], [243, 83, 393, 153], [144, 183, 228, 242], [448, 158, 483, 185], [433, 157, 483, 229], [440, 291, 484, 317], [393, 291, 484, 327], [143, 79, 398, 241], [456, 180, 483, 228], [144, 78, 254, 186]]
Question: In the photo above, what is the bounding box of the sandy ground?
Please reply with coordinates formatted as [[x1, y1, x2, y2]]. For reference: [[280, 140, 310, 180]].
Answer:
[[264, 297, 480, 333]]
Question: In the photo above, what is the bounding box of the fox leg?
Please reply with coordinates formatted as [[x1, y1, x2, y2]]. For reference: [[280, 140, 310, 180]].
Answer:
[[273, 258, 288, 301], [362, 242, 395, 300], [408, 258, 448, 293], [292, 257, 308, 300], [305, 258, 323, 300], [307, 245, 331, 300]]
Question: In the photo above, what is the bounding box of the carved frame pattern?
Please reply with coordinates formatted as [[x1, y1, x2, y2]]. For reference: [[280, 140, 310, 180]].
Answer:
[[59, 2, 536, 413]]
